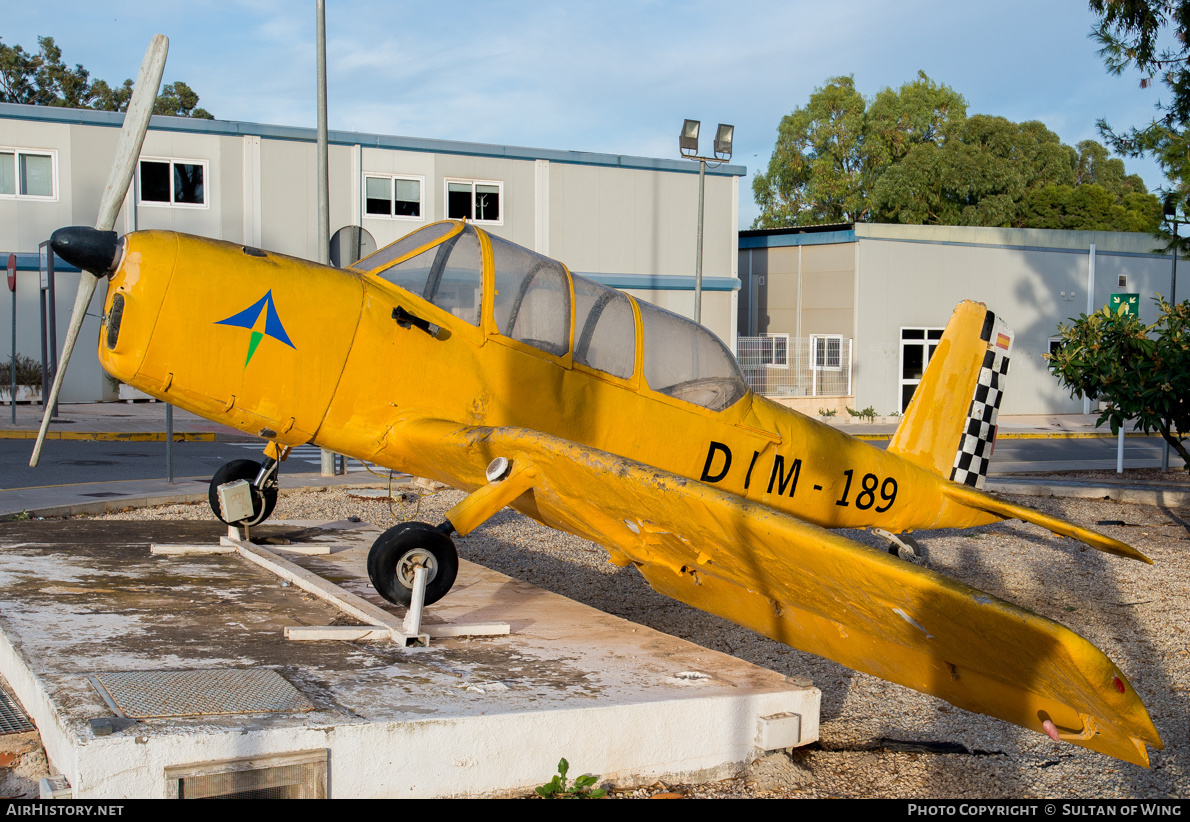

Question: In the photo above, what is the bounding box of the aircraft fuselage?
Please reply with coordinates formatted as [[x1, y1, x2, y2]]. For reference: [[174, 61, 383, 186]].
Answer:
[[99, 227, 993, 535]]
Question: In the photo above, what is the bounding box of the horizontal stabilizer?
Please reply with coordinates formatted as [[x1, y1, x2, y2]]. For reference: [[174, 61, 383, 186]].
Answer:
[[941, 482, 1151, 564]]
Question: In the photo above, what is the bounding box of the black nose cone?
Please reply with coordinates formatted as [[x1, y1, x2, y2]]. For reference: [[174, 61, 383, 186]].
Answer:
[[50, 227, 120, 275]]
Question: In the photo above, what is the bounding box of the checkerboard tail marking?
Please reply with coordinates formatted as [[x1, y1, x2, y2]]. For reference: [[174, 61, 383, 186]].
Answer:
[[950, 314, 1012, 489]]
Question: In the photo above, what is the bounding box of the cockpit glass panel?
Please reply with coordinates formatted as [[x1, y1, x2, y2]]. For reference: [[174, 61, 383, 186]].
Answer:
[[354, 221, 458, 273], [370, 224, 482, 326], [426, 225, 482, 325], [375, 248, 433, 297], [572, 275, 635, 379], [488, 234, 571, 357], [638, 301, 748, 411]]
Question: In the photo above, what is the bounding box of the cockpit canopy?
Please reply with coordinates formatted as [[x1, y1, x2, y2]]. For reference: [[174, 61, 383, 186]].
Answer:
[[354, 221, 747, 412]]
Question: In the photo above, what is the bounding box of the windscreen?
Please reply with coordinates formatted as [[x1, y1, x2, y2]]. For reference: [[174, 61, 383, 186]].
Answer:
[[354, 221, 458, 273], [370, 224, 482, 325], [638, 301, 748, 411]]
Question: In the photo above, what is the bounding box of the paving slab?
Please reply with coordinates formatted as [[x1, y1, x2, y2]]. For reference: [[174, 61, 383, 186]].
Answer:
[[0, 518, 819, 799]]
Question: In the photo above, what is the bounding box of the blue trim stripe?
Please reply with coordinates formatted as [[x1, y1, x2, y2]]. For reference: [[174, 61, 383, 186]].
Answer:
[[738, 229, 856, 249], [579, 272, 740, 292], [858, 234, 1174, 260], [0, 103, 746, 178], [4, 252, 80, 273], [737, 229, 1177, 261]]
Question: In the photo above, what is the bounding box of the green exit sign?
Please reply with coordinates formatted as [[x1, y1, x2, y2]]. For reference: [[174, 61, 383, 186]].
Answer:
[[1109, 293, 1139, 315]]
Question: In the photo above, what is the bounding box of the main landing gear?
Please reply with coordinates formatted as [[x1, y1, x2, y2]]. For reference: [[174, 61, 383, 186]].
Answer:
[[367, 457, 534, 609], [872, 528, 928, 565], [208, 442, 288, 527], [367, 522, 459, 607]]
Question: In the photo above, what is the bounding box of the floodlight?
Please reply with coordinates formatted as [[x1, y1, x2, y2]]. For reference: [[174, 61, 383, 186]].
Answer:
[[680, 119, 700, 156], [1164, 193, 1179, 218], [714, 123, 734, 160]]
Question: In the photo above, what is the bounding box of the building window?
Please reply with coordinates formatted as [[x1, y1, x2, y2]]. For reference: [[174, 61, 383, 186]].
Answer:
[[364, 174, 423, 219], [1048, 337, 1064, 358], [759, 333, 789, 368], [139, 158, 206, 206], [811, 334, 842, 370], [0, 148, 56, 199], [445, 179, 501, 223], [899, 327, 945, 412]]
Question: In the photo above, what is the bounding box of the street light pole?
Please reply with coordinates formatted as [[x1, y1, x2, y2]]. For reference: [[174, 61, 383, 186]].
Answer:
[[680, 120, 732, 327], [1162, 211, 1179, 471], [316, 0, 337, 477], [694, 157, 706, 324]]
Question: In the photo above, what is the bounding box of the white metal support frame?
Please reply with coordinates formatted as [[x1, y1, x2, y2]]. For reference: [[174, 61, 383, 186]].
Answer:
[[150, 524, 510, 649]]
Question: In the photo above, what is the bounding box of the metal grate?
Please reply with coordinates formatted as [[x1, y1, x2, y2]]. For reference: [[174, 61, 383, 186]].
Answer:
[[0, 690, 35, 734], [92, 669, 314, 719]]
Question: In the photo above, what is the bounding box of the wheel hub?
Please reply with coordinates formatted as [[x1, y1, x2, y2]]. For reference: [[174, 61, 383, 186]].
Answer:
[[396, 549, 439, 588]]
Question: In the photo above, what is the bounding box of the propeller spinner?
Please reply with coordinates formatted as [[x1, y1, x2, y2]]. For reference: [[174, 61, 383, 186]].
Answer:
[[29, 34, 168, 467]]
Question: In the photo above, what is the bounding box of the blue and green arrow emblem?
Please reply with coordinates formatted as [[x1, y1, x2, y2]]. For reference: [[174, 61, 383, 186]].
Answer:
[[215, 290, 296, 368]]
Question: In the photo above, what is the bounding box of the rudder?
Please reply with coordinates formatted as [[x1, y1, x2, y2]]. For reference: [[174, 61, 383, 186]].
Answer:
[[886, 301, 1013, 489]]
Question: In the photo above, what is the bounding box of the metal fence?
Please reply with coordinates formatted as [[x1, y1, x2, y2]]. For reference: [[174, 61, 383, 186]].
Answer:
[[736, 335, 853, 397]]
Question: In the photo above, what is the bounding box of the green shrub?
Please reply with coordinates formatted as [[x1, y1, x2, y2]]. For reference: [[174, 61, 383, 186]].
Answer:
[[0, 355, 42, 388]]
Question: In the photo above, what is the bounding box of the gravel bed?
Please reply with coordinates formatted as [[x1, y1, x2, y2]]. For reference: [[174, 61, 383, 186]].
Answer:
[[85, 487, 1189, 799]]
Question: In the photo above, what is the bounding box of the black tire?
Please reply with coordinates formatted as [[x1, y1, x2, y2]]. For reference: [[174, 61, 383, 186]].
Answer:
[[887, 534, 927, 565], [208, 459, 278, 526], [367, 522, 458, 607]]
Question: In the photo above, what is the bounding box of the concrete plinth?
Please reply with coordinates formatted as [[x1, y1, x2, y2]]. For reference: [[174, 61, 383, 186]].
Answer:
[[0, 519, 819, 798]]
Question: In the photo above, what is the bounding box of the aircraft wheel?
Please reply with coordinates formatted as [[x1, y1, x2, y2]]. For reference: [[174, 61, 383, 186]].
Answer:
[[887, 534, 927, 565], [208, 459, 278, 526], [367, 522, 458, 607]]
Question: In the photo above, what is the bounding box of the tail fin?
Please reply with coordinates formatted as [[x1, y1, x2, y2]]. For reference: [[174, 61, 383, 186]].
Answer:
[[887, 301, 1013, 489]]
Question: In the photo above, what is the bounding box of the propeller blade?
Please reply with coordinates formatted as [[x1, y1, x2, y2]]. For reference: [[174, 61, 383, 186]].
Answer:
[[96, 34, 168, 232], [30, 34, 169, 468]]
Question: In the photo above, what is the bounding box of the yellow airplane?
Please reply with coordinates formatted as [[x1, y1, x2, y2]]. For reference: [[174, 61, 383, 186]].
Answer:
[[32, 36, 1162, 768]]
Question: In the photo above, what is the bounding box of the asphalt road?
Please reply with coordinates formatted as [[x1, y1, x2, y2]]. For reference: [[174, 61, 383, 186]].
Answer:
[[987, 434, 1170, 474], [0, 439, 375, 491], [0, 435, 1173, 492]]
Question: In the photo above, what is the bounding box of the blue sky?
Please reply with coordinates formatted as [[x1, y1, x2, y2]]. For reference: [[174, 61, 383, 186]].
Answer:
[[2, 0, 1172, 228]]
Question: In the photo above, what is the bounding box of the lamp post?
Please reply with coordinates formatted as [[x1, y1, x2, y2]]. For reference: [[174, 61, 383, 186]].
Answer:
[[316, 0, 339, 477], [1162, 196, 1181, 471], [680, 120, 733, 325]]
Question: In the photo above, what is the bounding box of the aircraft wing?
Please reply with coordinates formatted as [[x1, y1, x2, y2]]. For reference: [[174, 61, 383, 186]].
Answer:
[[393, 418, 1162, 767]]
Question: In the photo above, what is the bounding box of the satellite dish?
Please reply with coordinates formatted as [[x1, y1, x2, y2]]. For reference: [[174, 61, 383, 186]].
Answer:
[[330, 225, 376, 268]]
